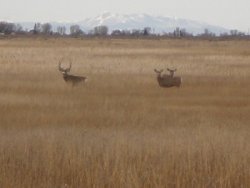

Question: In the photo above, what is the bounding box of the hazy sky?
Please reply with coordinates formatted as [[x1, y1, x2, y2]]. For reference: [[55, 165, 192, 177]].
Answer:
[[1, 0, 249, 32]]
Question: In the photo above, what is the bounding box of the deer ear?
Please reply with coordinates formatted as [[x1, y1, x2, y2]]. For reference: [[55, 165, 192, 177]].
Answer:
[[155, 69, 164, 73]]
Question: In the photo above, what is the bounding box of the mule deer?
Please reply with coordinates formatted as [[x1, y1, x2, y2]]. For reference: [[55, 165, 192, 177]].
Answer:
[[58, 60, 87, 86], [154, 68, 181, 87]]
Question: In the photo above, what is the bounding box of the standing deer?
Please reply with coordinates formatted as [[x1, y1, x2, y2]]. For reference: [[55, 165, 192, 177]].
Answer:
[[58, 60, 87, 86], [154, 68, 182, 87]]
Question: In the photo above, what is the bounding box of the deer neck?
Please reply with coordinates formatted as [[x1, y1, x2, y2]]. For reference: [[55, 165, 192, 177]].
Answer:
[[62, 72, 69, 80], [157, 74, 163, 82]]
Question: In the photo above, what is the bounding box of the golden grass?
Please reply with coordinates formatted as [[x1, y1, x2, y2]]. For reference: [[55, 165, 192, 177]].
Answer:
[[0, 37, 249, 188]]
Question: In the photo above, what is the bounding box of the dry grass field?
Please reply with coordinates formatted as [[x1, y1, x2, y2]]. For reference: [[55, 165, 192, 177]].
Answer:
[[0, 37, 249, 188]]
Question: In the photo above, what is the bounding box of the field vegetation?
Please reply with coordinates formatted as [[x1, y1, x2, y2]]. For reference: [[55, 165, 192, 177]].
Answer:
[[0, 37, 249, 188]]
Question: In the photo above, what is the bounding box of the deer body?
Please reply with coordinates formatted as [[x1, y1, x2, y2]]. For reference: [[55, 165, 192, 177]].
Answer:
[[154, 69, 182, 87], [62, 74, 87, 86]]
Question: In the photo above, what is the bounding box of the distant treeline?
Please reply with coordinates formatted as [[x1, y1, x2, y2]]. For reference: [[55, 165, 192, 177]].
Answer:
[[0, 21, 249, 39]]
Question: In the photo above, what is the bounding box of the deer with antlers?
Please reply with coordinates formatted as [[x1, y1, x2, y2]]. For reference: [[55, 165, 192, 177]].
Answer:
[[58, 60, 87, 86], [154, 68, 182, 87]]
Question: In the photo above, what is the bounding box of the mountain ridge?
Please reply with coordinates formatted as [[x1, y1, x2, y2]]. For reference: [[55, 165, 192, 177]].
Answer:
[[78, 13, 229, 35], [18, 13, 229, 35]]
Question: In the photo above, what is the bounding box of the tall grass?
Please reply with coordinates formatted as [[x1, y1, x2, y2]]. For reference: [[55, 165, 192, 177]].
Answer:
[[0, 37, 249, 188]]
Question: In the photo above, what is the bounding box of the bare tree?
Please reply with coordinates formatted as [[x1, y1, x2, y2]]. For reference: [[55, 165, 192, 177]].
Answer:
[[143, 27, 151, 36], [111, 30, 122, 36], [0, 22, 16, 34], [57, 26, 66, 35], [15, 24, 23, 34], [70, 25, 84, 36], [131, 29, 142, 36], [94, 25, 108, 36], [33, 23, 42, 34], [42, 23, 52, 34]]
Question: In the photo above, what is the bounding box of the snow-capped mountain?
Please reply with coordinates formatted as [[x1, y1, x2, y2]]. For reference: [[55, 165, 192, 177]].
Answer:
[[77, 12, 229, 35], [18, 13, 229, 35]]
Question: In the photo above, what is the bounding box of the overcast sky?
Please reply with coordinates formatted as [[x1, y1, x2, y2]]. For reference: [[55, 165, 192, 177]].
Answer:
[[1, 0, 249, 32]]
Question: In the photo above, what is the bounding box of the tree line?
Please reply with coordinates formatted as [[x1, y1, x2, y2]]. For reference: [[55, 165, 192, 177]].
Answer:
[[0, 21, 249, 39]]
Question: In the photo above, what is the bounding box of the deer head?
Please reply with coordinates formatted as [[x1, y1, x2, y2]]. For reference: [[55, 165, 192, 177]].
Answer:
[[154, 69, 163, 75], [58, 60, 72, 75], [154, 68, 182, 87], [167, 68, 177, 77]]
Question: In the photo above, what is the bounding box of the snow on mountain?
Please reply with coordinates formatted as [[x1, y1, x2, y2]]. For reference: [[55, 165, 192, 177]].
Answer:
[[77, 13, 229, 35], [17, 13, 229, 35]]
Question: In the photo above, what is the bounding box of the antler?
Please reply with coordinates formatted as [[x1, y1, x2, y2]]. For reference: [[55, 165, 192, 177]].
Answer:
[[58, 61, 65, 72], [65, 61, 72, 73], [58, 59, 72, 73]]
